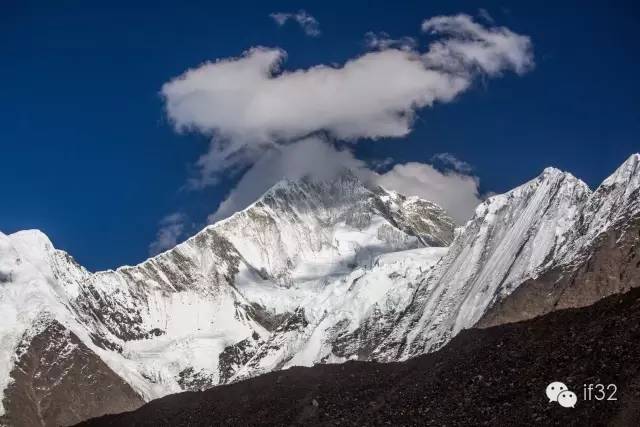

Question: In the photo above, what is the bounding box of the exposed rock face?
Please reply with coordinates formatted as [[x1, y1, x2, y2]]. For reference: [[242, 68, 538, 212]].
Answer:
[[217, 333, 262, 384], [0, 320, 143, 427]]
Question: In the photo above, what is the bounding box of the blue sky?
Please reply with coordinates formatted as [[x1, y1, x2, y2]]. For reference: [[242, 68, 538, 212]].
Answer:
[[2, 0, 639, 271]]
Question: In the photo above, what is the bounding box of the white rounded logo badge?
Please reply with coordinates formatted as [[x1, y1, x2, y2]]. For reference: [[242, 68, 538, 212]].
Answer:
[[546, 381, 576, 408], [557, 391, 578, 408], [545, 381, 568, 402]]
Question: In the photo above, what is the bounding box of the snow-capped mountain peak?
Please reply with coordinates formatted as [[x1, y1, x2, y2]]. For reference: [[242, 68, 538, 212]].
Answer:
[[0, 173, 456, 421], [206, 173, 455, 286], [374, 165, 592, 359], [586, 153, 640, 230], [601, 153, 640, 188], [2, 156, 640, 426]]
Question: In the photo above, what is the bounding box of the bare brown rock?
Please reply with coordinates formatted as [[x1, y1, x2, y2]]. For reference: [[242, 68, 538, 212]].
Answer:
[[0, 321, 144, 427]]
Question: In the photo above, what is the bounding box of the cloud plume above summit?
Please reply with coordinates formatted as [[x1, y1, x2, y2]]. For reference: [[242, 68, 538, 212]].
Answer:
[[161, 14, 533, 223]]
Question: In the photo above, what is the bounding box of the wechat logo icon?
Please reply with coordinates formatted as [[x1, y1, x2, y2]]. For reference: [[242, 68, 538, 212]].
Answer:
[[546, 381, 577, 408]]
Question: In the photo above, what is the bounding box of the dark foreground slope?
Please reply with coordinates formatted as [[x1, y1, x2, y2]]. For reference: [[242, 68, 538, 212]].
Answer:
[[80, 287, 640, 427]]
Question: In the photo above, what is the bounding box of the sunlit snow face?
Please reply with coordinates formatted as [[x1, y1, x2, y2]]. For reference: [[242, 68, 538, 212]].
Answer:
[[545, 381, 567, 402]]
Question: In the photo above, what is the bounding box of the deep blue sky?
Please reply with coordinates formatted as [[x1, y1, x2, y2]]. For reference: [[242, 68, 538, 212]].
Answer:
[[2, 0, 639, 271]]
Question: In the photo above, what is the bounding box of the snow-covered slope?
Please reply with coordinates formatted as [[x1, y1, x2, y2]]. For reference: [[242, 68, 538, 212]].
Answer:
[[372, 154, 640, 361], [1, 155, 639, 426], [231, 246, 448, 380], [372, 167, 592, 359], [214, 173, 454, 287], [0, 173, 455, 422], [478, 154, 640, 327], [559, 153, 640, 264], [0, 230, 148, 423]]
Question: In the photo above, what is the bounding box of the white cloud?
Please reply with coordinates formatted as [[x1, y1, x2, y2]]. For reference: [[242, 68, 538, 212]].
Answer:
[[209, 137, 366, 222], [373, 162, 481, 223], [163, 15, 532, 187], [369, 156, 394, 171], [163, 47, 469, 154], [364, 32, 417, 51], [148, 213, 187, 255], [422, 14, 533, 76], [478, 8, 495, 24], [209, 138, 482, 224], [270, 10, 321, 37], [431, 152, 473, 174], [161, 14, 532, 225]]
